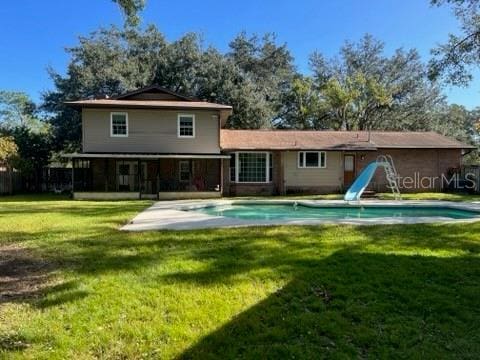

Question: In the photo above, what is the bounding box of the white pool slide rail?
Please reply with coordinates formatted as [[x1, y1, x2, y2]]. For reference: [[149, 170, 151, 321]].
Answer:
[[344, 155, 401, 201]]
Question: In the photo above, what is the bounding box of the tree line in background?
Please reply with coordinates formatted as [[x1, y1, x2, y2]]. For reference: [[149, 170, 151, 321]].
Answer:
[[1, 0, 480, 182]]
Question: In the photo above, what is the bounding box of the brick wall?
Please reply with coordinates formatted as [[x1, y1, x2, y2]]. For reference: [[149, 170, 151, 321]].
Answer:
[[355, 149, 462, 192]]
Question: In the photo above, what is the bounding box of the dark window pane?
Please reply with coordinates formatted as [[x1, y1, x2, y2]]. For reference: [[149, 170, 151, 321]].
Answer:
[[112, 114, 127, 135], [179, 116, 194, 136], [305, 152, 319, 167]]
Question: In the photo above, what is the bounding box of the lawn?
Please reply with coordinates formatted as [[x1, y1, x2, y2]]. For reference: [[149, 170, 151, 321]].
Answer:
[[1, 195, 480, 359], [229, 192, 480, 201]]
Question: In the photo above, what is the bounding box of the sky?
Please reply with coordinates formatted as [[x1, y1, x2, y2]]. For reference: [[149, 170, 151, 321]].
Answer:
[[0, 0, 478, 108]]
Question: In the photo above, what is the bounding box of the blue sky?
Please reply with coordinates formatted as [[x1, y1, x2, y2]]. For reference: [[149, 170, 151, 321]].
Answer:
[[0, 0, 478, 108]]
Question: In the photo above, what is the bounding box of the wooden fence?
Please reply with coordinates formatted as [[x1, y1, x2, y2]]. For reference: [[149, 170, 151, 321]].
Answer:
[[0, 168, 22, 195]]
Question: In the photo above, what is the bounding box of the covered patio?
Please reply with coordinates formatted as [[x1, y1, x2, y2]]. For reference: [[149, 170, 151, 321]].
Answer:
[[66, 153, 229, 200]]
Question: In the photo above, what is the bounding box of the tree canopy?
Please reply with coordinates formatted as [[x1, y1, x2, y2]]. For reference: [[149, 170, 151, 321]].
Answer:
[[112, 0, 145, 27], [429, 0, 480, 85], [42, 26, 296, 148], [0, 92, 53, 187], [0, 136, 18, 166], [0, 22, 461, 157], [304, 35, 445, 131]]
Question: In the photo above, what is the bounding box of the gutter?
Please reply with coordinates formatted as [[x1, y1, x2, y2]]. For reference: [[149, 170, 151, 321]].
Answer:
[[63, 153, 231, 159]]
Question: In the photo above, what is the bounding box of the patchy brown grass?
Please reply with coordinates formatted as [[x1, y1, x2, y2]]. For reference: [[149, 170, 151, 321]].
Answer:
[[0, 244, 57, 304]]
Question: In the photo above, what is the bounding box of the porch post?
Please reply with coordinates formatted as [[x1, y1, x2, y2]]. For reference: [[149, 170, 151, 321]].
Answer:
[[72, 158, 75, 194], [220, 158, 224, 196], [104, 158, 109, 192], [157, 159, 161, 197], [138, 158, 141, 199]]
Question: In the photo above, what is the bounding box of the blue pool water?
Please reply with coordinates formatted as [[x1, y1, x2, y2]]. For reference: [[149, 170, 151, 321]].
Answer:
[[193, 204, 480, 220]]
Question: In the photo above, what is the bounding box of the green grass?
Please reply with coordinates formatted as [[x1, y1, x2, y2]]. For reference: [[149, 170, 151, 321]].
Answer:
[[1, 194, 479, 359], [230, 192, 480, 201], [378, 192, 480, 201]]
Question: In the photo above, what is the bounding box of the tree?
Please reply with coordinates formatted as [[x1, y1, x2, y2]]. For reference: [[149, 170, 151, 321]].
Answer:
[[43, 26, 296, 147], [227, 33, 295, 128], [0, 91, 53, 190], [430, 103, 478, 141], [429, 0, 480, 85], [112, 0, 145, 27], [277, 75, 322, 129], [8, 126, 52, 191], [0, 136, 18, 167], [0, 91, 48, 132], [307, 35, 444, 130]]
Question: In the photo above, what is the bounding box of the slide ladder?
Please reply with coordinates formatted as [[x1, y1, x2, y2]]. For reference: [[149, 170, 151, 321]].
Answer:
[[377, 155, 401, 200], [344, 155, 402, 201]]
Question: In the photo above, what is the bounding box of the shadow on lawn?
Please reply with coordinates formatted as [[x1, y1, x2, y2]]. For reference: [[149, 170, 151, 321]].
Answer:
[[2, 196, 480, 357], [179, 250, 480, 359], [162, 223, 480, 286]]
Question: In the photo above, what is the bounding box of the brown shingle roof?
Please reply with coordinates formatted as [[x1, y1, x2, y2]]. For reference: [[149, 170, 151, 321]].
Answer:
[[220, 130, 475, 150], [65, 99, 232, 111]]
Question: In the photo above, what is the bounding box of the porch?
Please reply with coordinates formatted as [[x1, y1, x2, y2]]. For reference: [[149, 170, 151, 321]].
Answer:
[[69, 154, 228, 200]]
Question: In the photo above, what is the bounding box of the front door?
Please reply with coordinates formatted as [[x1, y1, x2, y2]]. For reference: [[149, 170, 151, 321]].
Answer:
[[344, 155, 355, 187]]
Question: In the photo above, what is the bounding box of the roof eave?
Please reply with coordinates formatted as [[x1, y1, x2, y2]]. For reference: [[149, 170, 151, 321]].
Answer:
[[376, 145, 477, 149], [63, 153, 231, 159], [64, 101, 232, 111], [220, 147, 378, 151]]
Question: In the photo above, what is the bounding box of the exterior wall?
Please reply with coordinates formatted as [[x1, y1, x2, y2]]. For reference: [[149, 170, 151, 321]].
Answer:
[[354, 148, 463, 192], [158, 192, 221, 200], [82, 108, 221, 154], [284, 151, 343, 193], [221, 148, 463, 196], [74, 192, 140, 200]]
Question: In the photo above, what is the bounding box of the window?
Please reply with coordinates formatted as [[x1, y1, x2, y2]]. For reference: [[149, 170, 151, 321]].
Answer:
[[230, 152, 271, 183], [179, 160, 191, 182], [110, 112, 128, 137], [269, 153, 273, 181], [178, 114, 195, 138], [298, 151, 326, 168], [230, 153, 236, 182]]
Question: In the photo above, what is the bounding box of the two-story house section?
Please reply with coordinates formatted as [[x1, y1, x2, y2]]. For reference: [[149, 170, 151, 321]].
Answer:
[[66, 85, 475, 200], [65, 85, 232, 200]]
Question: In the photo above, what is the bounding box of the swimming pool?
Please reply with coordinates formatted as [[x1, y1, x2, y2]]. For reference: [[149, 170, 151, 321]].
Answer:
[[193, 203, 480, 221]]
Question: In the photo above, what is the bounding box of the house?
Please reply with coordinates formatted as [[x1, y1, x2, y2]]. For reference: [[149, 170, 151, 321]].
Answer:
[[65, 85, 475, 200]]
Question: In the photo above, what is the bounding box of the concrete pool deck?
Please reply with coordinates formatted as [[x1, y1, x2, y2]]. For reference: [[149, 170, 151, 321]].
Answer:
[[121, 199, 480, 231]]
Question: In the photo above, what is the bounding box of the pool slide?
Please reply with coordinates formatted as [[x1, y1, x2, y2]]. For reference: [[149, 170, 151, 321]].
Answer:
[[344, 161, 378, 201]]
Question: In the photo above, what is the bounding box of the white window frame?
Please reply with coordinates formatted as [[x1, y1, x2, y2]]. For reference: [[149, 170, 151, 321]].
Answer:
[[232, 152, 271, 184], [177, 114, 195, 138], [298, 151, 327, 169], [179, 160, 192, 182], [110, 112, 128, 137]]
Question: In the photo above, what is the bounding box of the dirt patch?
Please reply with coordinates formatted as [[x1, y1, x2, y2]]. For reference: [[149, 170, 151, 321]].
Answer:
[[0, 244, 56, 304]]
